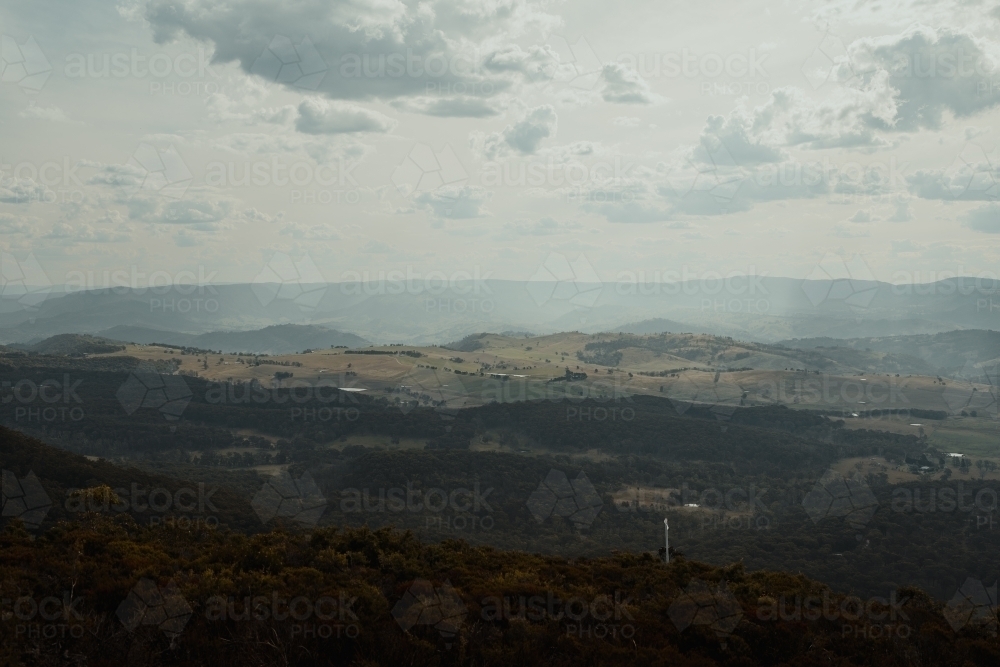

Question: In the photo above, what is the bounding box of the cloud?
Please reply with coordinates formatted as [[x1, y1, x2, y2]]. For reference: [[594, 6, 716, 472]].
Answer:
[[577, 179, 678, 223], [125, 192, 240, 228], [612, 116, 641, 127], [391, 96, 504, 118], [44, 222, 131, 243], [887, 198, 913, 221], [907, 143, 999, 201], [86, 163, 146, 189], [0, 213, 35, 235], [360, 239, 391, 253], [279, 221, 341, 240], [295, 99, 396, 135], [600, 63, 660, 104], [241, 207, 277, 223], [482, 43, 562, 81], [501, 216, 581, 236], [414, 185, 492, 218], [848, 25, 1000, 130], [0, 178, 52, 204], [144, 0, 553, 111], [892, 238, 922, 252], [831, 223, 872, 237], [849, 209, 873, 222], [715, 85, 896, 154], [473, 104, 557, 160], [18, 103, 82, 125], [691, 24, 1000, 156], [961, 202, 1000, 232], [965, 126, 991, 140], [698, 110, 788, 165]]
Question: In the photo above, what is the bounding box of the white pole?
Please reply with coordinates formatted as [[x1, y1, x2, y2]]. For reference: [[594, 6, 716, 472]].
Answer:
[[663, 518, 669, 563]]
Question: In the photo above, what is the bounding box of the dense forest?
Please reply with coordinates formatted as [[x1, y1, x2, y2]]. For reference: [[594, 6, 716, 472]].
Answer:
[[0, 515, 997, 666]]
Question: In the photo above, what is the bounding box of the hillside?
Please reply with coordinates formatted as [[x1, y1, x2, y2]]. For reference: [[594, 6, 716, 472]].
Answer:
[[0, 425, 260, 532], [4, 517, 995, 666], [12, 333, 126, 355], [778, 329, 1000, 377], [99, 323, 369, 354], [0, 431, 996, 666]]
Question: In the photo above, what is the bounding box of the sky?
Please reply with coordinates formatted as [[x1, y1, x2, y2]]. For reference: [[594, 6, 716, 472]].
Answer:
[[1, 0, 999, 292]]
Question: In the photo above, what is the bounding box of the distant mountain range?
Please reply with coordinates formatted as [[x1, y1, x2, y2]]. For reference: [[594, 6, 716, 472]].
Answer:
[[0, 276, 995, 345]]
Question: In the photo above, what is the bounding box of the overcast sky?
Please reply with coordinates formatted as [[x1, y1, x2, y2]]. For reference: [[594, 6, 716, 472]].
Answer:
[[2, 0, 999, 290]]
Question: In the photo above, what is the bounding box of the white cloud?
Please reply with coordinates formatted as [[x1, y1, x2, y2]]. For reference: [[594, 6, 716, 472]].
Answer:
[[472, 103, 557, 159], [600, 63, 661, 105], [0, 178, 53, 204], [144, 0, 556, 114], [391, 96, 504, 118], [887, 198, 913, 221], [124, 191, 240, 228], [482, 43, 562, 81], [295, 99, 397, 135], [279, 221, 342, 240], [908, 142, 1000, 201], [18, 103, 82, 125], [414, 184, 492, 218], [44, 222, 131, 243], [962, 202, 1000, 232], [360, 239, 392, 253], [847, 25, 1000, 130], [501, 216, 581, 236], [0, 213, 35, 235], [711, 85, 896, 154]]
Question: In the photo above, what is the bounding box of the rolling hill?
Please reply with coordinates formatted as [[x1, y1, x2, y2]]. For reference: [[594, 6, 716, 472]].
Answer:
[[98, 323, 369, 354], [778, 330, 1000, 377]]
